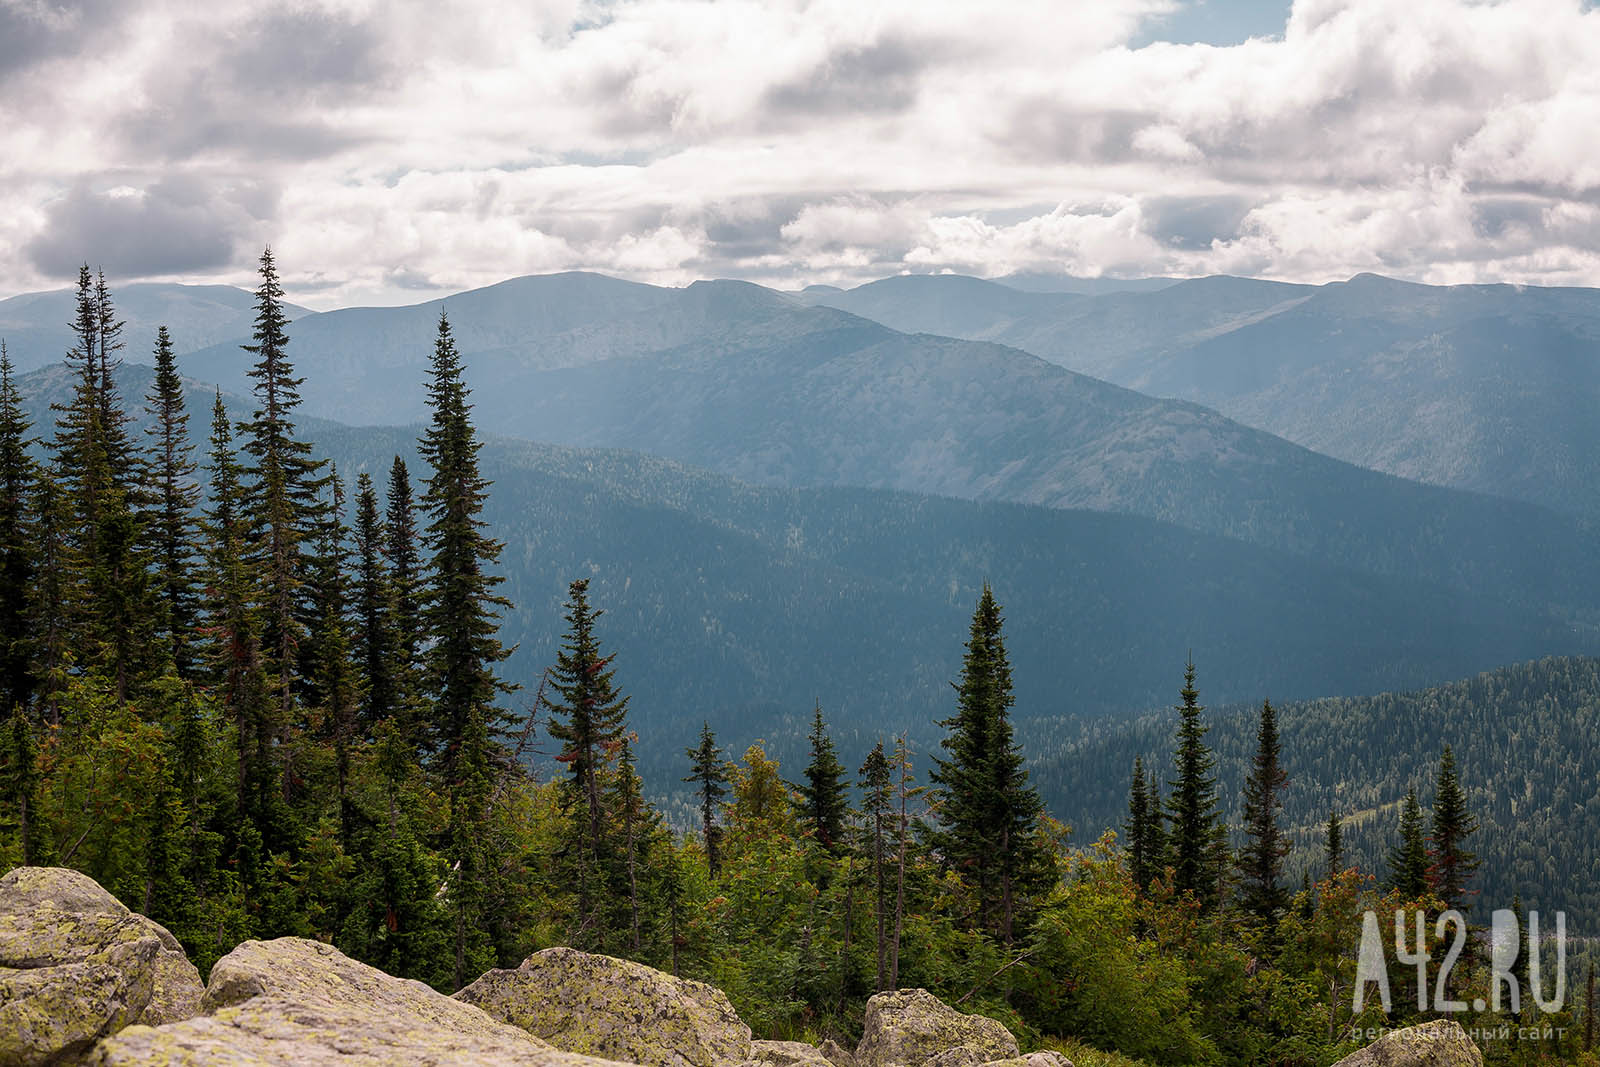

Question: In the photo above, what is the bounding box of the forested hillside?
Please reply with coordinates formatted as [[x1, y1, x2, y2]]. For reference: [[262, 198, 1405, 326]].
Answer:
[[1040, 656, 1600, 928]]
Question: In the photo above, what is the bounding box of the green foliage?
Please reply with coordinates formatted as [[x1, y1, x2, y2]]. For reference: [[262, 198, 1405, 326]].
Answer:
[[1166, 660, 1225, 910]]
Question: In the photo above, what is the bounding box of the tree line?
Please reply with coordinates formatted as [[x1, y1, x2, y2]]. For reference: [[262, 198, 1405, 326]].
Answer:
[[0, 253, 1589, 1066]]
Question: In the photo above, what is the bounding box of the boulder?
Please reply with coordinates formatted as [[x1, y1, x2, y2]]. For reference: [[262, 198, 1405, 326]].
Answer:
[[0, 866, 203, 1065], [1333, 1021, 1483, 1067], [88, 937, 625, 1066], [456, 946, 752, 1067], [820, 1038, 858, 1067], [981, 1055, 1073, 1067], [747, 1039, 835, 1067], [854, 990, 1018, 1067]]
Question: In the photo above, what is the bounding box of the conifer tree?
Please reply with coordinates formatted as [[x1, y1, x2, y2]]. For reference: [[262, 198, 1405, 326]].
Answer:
[[0, 346, 36, 719], [1428, 746, 1480, 910], [29, 476, 69, 726], [544, 577, 629, 941], [1385, 789, 1430, 899], [237, 248, 323, 717], [143, 326, 200, 676], [930, 585, 1049, 943], [1126, 756, 1154, 891], [1167, 659, 1224, 910], [1239, 698, 1290, 928], [308, 467, 358, 839], [352, 472, 398, 729], [1324, 811, 1344, 878], [0, 703, 39, 863], [859, 740, 893, 991], [417, 310, 513, 987], [384, 457, 422, 717], [202, 392, 276, 844], [683, 721, 729, 876], [794, 703, 849, 854]]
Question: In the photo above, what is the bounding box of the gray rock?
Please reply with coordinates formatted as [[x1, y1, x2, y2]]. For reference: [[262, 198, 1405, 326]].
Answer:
[[854, 989, 1019, 1067], [87, 937, 627, 1067], [1333, 1020, 1483, 1067], [0, 866, 203, 1065], [820, 1038, 858, 1067], [456, 946, 752, 1067], [746, 1040, 835, 1067]]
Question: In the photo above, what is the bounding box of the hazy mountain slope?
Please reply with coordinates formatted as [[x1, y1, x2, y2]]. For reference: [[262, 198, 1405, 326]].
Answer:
[[806, 271, 1600, 515], [1036, 656, 1600, 927], [169, 271, 1600, 627], [0, 282, 313, 372], [17, 362, 1596, 791]]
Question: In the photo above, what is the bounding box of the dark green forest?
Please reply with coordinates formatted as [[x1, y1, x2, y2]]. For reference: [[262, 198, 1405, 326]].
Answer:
[[0, 255, 1594, 1067]]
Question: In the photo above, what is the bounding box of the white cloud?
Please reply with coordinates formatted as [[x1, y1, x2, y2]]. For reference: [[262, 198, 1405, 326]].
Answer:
[[2, 0, 1599, 307]]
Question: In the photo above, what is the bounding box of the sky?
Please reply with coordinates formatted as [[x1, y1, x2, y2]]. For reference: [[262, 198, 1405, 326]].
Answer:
[[2, 0, 1599, 309]]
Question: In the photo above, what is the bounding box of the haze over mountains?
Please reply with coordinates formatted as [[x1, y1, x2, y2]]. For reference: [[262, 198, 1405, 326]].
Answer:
[[803, 271, 1600, 516]]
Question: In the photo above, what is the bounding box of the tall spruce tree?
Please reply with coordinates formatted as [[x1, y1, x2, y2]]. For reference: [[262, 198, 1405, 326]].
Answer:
[[1167, 659, 1225, 910], [794, 703, 849, 854], [859, 740, 894, 991], [1126, 756, 1155, 892], [384, 456, 422, 722], [1428, 746, 1480, 910], [1238, 699, 1290, 929], [683, 721, 729, 877], [544, 577, 629, 944], [143, 326, 201, 676], [29, 475, 69, 725], [417, 311, 513, 987], [930, 585, 1049, 943], [1385, 789, 1430, 899], [352, 472, 398, 729], [0, 346, 36, 719], [237, 248, 323, 718], [307, 467, 358, 840]]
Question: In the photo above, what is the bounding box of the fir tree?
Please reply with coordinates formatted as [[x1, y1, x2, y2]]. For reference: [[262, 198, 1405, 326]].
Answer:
[[417, 310, 513, 987], [930, 585, 1050, 943], [794, 702, 849, 854], [384, 456, 422, 719], [1238, 698, 1290, 928], [0, 346, 36, 719], [353, 472, 398, 729], [143, 326, 201, 676], [1428, 746, 1480, 910], [29, 475, 69, 726], [1126, 756, 1154, 891], [683, 721, 729, 877], [237, 248, 323, 718], [1167, 659, 1225, 910], [1385, 789, 1430, 900], [1324, 811, 1344, 878], [859, 739, 894, 991], [308, 467, 358, 840], [544, 577, 629, 943]]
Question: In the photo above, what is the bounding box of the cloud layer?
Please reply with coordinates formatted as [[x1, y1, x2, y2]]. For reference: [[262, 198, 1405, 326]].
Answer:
[[2, 0, 1598, 307]]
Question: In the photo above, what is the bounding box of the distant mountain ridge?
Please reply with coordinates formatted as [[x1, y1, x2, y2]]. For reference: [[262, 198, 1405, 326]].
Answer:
[[801, 271, 1600, 516]]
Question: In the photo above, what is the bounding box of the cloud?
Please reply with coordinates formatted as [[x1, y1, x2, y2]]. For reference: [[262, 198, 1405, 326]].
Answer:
[[3, 0, 1600, 305]]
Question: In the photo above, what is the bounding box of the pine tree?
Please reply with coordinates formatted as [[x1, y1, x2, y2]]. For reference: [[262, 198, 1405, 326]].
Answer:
[[1428, 746, 1480, 910], [143, 326, 201, 677], [416, 310, 513, 987], [1126, 756, 1154, 891], [352, 472, 397, 730], [0, 345, 36, 719], [544, 577, 629, 942], [237, 248, 323, 719], [1167, 659, 1224, 910], [29, 476, 69, 726], [794, 703, 849, 854], [1239, 698, 1290, 928], [683, 721, 729, 877], [307, 467, 358, 840], [1324, 811, 1344, 878], [1385, 789, 1430, 900], [859, 739, 893, 991], [930, 585, 1049, 943]]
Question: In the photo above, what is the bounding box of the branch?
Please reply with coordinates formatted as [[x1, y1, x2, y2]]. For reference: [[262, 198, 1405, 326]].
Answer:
[[955, 948, 1035, 1006]]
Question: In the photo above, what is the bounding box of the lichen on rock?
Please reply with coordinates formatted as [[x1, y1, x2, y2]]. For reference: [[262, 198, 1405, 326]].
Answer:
[[1332, 1020, 1484, 1067], [854, 989, 1019, 1067], [0, 866, 204, 1065], [745, 1039, 835, 1067], [455, 946, 753, 1067]]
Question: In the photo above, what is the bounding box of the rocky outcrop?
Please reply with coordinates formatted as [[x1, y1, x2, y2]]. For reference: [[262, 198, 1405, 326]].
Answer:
[[1333, 1021, 1483, 1067], [747, 1039, 835, 1067], [854, 990, 1019, 1067], [89, 937, 626, 1066], [0, 866, 203, 1065], [457, 946, 752, 1067], [820, 1038, 858, 1067]]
